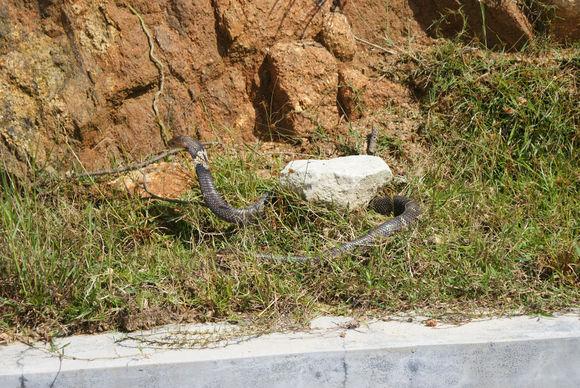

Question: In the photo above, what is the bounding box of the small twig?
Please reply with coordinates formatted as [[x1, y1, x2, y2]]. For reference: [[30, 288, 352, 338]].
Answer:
[[70, 141, 218, 179], [366, 127, 378, 155], [353, 35, 398, 55], [71, 148, 183, 178], [127, 4, 172, 144]]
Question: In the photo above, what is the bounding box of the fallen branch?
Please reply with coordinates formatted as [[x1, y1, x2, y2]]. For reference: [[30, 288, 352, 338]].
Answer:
[[71, 148, 183, 178], [71, 140, 218, 179]]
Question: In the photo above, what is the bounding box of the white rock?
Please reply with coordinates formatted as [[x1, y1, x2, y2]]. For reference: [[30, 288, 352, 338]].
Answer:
[[279, 155, 392, 210]]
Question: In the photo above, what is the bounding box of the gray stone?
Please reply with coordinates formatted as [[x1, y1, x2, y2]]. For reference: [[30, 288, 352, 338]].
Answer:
[[280, 155, 393, 210]]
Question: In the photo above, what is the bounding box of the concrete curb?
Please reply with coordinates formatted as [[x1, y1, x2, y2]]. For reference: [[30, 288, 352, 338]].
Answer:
[[1, 315, 579, 387]]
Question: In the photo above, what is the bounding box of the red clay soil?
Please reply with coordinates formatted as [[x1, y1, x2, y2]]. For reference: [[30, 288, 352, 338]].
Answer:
[[0, 0, 564, 183]]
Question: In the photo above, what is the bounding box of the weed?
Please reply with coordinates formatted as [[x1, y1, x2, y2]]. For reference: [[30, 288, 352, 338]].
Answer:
[[1, 41, 578, 340]]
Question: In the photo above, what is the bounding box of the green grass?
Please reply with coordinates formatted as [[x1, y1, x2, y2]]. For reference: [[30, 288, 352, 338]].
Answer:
[[1, 41, 578, 339]]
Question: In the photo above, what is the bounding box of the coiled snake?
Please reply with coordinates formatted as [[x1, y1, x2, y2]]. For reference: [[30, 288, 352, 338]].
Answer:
[[169, 136, 420, 260]]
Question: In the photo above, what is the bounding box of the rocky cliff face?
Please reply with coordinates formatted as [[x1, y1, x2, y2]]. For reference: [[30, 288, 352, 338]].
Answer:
[[0, 1, 575, 178]]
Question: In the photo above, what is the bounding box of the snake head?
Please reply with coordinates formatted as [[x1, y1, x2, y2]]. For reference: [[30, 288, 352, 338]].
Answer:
[[169, 136, 209, 168], [169, 135, 197, 149]]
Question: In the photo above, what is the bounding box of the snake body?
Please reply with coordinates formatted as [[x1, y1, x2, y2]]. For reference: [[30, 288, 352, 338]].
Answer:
[[169, 136, 269, 225], [169, 136, 420, 260], [326, 196, 420, 258]]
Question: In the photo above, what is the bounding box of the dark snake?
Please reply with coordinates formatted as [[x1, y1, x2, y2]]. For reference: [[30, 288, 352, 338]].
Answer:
[[169, 136, 420, 261]]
